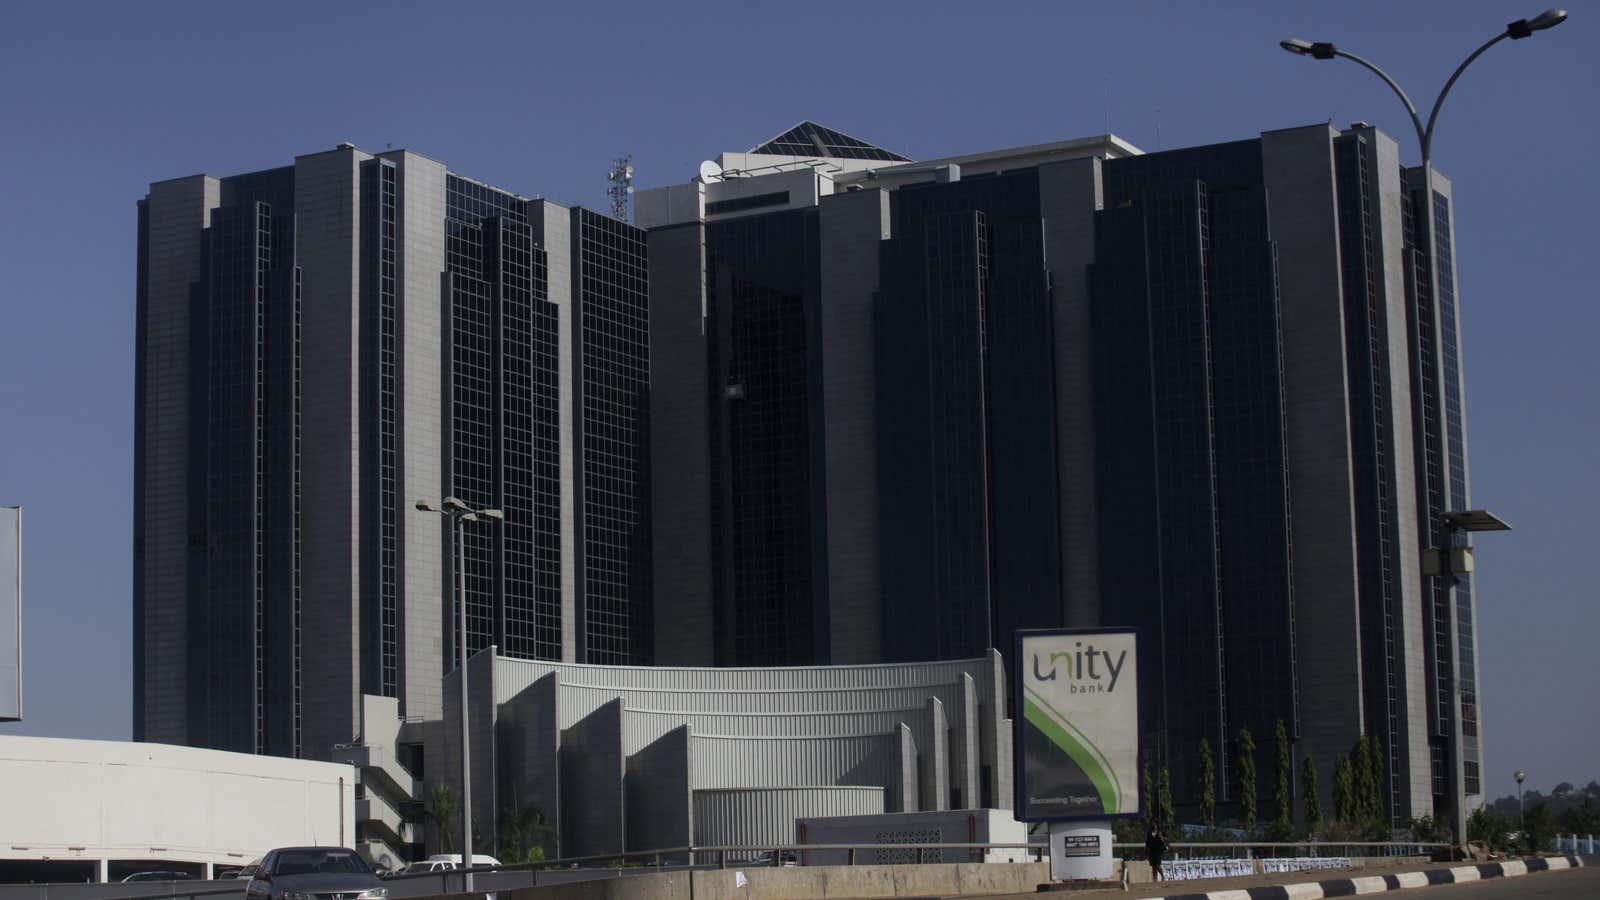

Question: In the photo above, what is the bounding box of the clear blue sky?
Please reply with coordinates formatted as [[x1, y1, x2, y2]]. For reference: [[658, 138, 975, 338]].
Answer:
[[1, 1, 1594, 801]]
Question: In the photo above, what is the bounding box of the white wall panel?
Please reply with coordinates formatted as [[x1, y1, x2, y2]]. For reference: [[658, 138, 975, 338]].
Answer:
[[623, 707, 937, 756], [693, 787, 883, 851], [0, 736, 354, 863], [496, 654, 996, 705], [689, 733, 898, 792]]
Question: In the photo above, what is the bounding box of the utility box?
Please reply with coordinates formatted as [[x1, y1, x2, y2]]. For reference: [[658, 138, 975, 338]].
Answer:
[[1422, 546, 1474, 576], [795, 809, 1029, 866]]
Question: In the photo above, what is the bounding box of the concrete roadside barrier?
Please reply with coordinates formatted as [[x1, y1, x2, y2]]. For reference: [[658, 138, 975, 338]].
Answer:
[[1146, 854, 1584, 900]]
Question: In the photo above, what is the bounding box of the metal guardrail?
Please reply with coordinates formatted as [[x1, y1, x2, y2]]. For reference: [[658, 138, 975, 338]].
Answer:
[[1111, 840, 1450, 859], [375, 842, 1043, 892], [367, 843, 1044, 895], [6, 840, 1454, 900], [370, 839, 1451, 893], [0, 884, 246, 900]]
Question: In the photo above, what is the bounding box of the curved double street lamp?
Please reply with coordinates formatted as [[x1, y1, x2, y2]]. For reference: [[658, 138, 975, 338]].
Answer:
[[1279, 8, 1567, 169], [1278, 9, 1567, 848], [415, 497, 502, 892]]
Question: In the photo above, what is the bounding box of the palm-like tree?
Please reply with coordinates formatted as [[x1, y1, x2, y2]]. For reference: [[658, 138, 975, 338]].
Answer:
[[428, 784, 458, 853]]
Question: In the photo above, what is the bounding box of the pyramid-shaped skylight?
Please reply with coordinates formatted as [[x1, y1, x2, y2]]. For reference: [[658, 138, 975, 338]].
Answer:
[[750, 121, 911, 162]]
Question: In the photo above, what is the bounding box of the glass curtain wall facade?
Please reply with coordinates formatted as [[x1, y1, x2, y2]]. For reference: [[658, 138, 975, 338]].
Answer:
[[573, 209, 652, 665], [875, 172, 1060, 663], [704, 209, 822, 666], [1088, 141, 1296, 822], [360, 159, 401, 699], [166, 168, 304, 757], [137, 147, 654, 764], [444, 175, 564, 667]]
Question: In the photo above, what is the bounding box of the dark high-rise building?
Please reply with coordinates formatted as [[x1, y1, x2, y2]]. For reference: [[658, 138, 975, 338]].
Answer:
[[134, 146, 650, 760], [1088, 138, 1299, 823], [134, 120, 1489, 835], [638, 120, 1484, 827], [876, 173, 1060, 663]]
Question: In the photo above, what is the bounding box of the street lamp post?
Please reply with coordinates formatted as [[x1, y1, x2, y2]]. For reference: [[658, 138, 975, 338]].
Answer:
[[1515, 770, 1527, 834], [1279, 10, 1565, 849], [1426, 508, 1511, 847], [416, 497, 503, 893]]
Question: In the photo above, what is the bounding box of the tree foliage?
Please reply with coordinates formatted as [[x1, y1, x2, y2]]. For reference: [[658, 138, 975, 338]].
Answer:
[[1273, 720, 1292, 831], [1468, 807, 1513, 851], [1198, 738, 1217, 827], [1236, 728, 1257, 832], [1523, 800, 1556, 852], [1302, 754, 1322, 828], [1561, 797, 1600, 836], [1158, 767, 1174, 829], [1367, 735, 1386, 824], [497, 804, 555, 863], [1487, 780, 1600, 837], [1403, 815, 1451, 843], [1350, 737, 1374, 824], [428, 783, 459, 853], [1143, 763, 1155, 825], [1332, 755, 1353, 824]]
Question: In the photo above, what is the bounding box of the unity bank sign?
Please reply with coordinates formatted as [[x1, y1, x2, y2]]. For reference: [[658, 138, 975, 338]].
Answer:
[[1014, 628, 1141, 821]]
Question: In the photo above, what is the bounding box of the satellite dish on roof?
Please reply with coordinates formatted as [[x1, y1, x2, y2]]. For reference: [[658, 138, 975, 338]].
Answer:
[[698, 160, 723, 183]]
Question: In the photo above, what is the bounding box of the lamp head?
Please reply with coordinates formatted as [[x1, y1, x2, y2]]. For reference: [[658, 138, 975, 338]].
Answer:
[[1530, 8, 1569, 29], [1509, 8, 1568, 37], [1515, 770, 1527, 784], [1280, 38, 1338, 59], [478, 509, 505, 521], [441, 496, 469, 512], [415, 500, 437, 512]]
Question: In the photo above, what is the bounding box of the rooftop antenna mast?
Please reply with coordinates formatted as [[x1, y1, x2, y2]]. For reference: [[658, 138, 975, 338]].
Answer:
[[607, 155, 635, 222]]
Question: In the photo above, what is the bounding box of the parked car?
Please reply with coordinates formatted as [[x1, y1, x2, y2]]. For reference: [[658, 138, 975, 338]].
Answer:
[[121, 871, 196, 882], [398, 854, 501, 875], [244, 847, 385, 900]]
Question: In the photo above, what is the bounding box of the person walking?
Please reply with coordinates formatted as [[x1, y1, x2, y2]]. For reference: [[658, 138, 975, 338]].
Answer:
[[1145, 823, 1171, 881]]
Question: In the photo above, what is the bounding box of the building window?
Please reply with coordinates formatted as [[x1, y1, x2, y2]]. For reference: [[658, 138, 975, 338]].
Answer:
[[706, 191, 790, 216]]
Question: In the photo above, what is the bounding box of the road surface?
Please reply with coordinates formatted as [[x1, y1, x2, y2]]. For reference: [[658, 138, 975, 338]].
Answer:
[[1410, 863, 1600, 897]]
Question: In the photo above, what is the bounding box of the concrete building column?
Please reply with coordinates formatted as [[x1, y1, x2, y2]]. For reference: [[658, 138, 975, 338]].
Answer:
[[389, 150, 448, 720], [1037, 157, 1105, 629], [647, 223, 715, 666], [816, 189, 891, 662], [294, 145, 372, 759]]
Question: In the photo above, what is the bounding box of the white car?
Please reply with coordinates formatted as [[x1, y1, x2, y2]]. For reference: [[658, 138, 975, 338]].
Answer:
[[399, 854, 501, 875], [233, 859, 262, 880]]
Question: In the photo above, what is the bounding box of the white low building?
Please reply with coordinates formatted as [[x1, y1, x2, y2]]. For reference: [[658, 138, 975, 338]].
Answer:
[[0, 736, 354, 882]]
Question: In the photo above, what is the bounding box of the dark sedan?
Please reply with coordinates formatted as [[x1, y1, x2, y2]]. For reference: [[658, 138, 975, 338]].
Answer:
[[245, 847, 387, 900]]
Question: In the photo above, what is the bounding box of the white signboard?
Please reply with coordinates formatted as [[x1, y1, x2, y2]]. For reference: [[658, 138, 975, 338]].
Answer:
[[1048, 822, 1114, 880], [1015, 628, 1139, 821], [0, 507, 18, 721]]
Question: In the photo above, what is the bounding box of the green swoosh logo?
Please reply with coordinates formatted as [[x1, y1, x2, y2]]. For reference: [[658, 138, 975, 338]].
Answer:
[[1023, 686, 1121, 813]]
